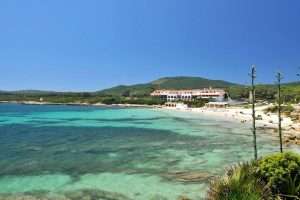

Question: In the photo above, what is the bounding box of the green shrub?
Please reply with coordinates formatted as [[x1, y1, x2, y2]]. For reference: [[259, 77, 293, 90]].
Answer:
[[100, 96, 165, 105], [185, 98, 209, 108], [264, 105, 295, 115], [256, 152, 300, 198], [101, 97, 122, 104], [207, 152, 300, 200], [207, 162, 271, 200]]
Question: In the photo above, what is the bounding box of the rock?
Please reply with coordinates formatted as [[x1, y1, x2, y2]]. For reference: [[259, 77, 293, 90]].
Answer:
[[295, 133, 300, 140], [296, 140, 300, 145], [288, 134, 296, 140], [149, 195, 168, 200], [177, 196, 192, 200], [284, 139, 290, 143]]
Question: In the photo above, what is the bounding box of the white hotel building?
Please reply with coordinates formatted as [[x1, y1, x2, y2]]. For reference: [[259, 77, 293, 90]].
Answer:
[[150, 88, 226, 102]]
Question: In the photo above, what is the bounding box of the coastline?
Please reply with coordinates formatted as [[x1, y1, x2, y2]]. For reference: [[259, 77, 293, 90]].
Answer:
[[2, 100, 300, 145], [158, 105, 300, 145], [0, 100, 161, 108], [159, 106, 293, 128]]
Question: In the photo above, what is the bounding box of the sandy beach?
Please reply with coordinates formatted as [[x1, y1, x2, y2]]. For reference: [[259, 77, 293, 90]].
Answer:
[[160, 105, 300, 145]]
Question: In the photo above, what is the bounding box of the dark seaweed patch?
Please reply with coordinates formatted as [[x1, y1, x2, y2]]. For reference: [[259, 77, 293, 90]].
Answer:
[[0, 124, 213, 178], [0, 189, 133, 200]]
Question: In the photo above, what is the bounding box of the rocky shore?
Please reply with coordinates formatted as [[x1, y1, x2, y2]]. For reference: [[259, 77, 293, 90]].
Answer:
[[284, 127, 300, 145]]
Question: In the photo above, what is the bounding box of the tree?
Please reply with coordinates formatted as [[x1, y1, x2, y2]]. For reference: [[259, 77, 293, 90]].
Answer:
[[121, 90, 130, 97], [250, 65, 258, 160]]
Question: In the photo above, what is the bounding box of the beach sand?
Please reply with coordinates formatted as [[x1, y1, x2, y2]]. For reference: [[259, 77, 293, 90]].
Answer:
[[159, 105, 300, 145]]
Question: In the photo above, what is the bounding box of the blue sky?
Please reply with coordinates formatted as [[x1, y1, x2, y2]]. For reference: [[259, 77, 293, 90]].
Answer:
[[0, 0, 300, 91]]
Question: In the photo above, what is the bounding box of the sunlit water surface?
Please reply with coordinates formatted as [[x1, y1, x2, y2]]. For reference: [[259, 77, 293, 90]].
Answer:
[[0, 104, 287, 199]]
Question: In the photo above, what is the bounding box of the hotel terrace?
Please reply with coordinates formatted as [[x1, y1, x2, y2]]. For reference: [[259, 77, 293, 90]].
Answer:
[[150, 88, 226, 102]]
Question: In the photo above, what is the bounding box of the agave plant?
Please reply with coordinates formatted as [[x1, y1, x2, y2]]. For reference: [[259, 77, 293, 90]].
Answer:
[[275, 173, 300, 200], [206, 162, 272, 200]]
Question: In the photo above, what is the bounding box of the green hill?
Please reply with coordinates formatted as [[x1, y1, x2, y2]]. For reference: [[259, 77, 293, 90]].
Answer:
[[98, 76, 239, 97], [1, 78, 299, 103], [151, 76, 239, 89], [98, 84, 154, 97]]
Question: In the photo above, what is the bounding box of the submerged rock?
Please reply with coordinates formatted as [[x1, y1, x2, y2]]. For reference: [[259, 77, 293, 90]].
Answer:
[[283, 127, 300, 146], [164, 171, 212, 183], [64, 189, 133, 200], [177, 196, 192, 200], [0, 194, 68, 200], [149, 194, 168, 200]]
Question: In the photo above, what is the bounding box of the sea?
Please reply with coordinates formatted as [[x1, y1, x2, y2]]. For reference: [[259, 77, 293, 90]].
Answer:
[[0, 103, 286, 200]]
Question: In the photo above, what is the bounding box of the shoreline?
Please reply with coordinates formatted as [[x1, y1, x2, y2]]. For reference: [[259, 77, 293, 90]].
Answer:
[[0, 100, 160, 108], [2, 100, 300, 145], [1, 100, 298, 128], [159, 106, 292, 128], [158, 106, 300, 145]]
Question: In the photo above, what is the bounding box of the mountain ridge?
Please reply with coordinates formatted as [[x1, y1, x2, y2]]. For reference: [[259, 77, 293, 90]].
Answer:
[[98, 76, 240, 96], [1, 77, 299, 96]]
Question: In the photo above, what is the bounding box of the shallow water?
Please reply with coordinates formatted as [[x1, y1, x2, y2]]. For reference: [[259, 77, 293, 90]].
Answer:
[[0, 103, 285, 199]]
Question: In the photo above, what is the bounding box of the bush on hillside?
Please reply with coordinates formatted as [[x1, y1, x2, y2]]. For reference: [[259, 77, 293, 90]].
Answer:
[[101, 97, 122, 105], [264, 105, 295, 115], [100, 96, 165, 105]]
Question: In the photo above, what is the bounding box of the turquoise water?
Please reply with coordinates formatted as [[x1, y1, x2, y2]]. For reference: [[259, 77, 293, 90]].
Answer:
[[0, 103, 282, 199]]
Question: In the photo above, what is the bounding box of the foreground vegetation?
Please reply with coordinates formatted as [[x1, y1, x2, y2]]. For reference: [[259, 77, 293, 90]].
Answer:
[[207, 152, 300, 200]]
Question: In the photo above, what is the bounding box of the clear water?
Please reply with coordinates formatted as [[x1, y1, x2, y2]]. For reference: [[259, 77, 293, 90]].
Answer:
[[0, 103, 283, 199]]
